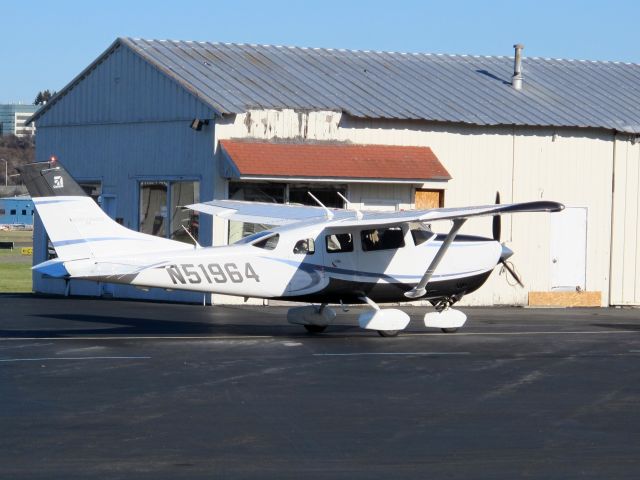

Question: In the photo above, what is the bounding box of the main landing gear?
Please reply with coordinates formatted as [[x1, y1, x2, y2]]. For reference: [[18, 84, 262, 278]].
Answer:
[[287, 304, 336, 334], [357, 296, 410, 337], [286, 295, 468, 337]]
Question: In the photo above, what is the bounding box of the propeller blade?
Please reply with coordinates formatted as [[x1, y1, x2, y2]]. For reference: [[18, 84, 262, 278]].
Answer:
[[501, 260, 524, 288], [492, 191, 501, 241]]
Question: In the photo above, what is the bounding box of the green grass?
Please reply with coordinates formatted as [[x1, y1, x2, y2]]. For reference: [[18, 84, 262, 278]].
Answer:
[[0, 262, 32, 292], [0, 230, 33, 292]]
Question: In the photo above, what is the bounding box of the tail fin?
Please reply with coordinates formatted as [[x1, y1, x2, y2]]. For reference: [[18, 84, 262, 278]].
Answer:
[[19, 161, 191, 262]]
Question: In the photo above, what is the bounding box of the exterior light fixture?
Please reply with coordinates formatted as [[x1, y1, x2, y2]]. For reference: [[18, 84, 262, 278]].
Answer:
[[190, 119, 209, 131]]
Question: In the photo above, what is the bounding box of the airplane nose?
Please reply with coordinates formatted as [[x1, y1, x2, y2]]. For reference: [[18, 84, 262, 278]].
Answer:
[[500, 244, 514, 261]]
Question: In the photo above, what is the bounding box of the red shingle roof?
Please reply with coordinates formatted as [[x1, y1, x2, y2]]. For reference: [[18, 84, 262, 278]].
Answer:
[[219, 141, 451, 182]]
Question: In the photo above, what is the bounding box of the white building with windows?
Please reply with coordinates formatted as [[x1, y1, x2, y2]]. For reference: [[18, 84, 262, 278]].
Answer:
[[26, 37, 640, 306], [0, 104, 38, 137]]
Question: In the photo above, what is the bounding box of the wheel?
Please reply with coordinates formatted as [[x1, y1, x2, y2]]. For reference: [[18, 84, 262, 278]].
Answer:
[[377, 330, 400, 337], [441, 328, 459, 333], [304, 324, 328, 334]]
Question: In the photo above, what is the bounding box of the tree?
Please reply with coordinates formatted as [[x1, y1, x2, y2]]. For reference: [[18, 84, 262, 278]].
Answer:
[[34, 89, 56, 105]]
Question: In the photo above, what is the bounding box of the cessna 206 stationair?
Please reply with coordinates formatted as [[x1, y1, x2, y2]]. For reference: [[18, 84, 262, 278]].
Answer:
[[20, 161, 563, 337]]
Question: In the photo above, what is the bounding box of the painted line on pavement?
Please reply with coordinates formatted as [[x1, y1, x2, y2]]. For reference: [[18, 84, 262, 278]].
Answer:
[[0, 356, 151, 363], [313, 352, 470, 356], [0, 330, 636, 342]]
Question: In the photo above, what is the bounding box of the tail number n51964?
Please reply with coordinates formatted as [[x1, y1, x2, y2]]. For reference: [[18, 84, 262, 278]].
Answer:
[[166, 263, 260, 285]]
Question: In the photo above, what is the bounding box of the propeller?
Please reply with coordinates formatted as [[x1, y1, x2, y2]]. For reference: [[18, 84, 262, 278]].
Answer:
[[493, 191, 524, 288]]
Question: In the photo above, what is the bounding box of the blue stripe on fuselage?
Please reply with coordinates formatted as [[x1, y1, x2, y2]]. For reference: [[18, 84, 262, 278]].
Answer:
[[263, 256, 487, 282]]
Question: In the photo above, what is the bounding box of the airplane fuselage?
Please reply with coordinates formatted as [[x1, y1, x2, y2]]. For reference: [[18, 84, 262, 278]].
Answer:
[[87, 222, 503, 305]]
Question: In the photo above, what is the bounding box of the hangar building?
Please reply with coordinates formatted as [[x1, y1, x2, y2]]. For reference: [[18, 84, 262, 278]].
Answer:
[[27, 38, 640, 306]]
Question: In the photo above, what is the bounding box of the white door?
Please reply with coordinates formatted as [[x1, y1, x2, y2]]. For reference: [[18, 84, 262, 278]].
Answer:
[[550, 207, 587, 291]]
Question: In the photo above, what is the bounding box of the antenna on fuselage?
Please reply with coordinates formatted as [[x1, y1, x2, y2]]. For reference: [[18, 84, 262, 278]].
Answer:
[[307, 192, 334, 220], [336, 192, 363, 220], [181, 225, 202, 249]]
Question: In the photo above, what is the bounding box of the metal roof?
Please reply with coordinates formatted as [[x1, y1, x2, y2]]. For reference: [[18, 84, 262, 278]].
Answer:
[[31, 37, 640, 133]]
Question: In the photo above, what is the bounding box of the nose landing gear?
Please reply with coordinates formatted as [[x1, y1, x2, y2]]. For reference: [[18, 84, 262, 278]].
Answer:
[[425, 296, 467, 333]]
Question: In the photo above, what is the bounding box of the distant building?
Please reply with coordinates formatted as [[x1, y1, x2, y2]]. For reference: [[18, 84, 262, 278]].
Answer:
[[0, 197, 34, 225], [0, 104, 39, 137]]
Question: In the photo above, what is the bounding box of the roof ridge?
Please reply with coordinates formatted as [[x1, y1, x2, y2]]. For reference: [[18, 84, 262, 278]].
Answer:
[[124, 37, 640, 66]]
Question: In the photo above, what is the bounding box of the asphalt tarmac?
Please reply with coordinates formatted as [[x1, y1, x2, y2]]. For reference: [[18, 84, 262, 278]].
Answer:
[[1, 294, 639, 479]]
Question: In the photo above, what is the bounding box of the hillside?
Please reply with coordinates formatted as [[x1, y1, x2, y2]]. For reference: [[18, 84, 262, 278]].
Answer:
[[0, 135, 35, 185]]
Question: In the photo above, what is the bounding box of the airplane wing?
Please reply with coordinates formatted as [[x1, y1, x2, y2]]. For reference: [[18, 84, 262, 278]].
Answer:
[[187, 199, 564, 227], [332, 200, 564, 227], [185, 199, 353, 225]]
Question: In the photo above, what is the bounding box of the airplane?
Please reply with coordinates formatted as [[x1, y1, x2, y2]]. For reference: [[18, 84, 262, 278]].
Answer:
[[19, 160, 564, 337]]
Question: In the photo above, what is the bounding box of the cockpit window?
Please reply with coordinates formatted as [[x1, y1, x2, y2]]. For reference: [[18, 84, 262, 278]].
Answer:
[[410, 222, 435, 246], [234, 230, 272, 245], [252, 233, 280, 250], [361, 226, 405, 251], [326, 233, 353, 253], [293, 238, 315, 255]]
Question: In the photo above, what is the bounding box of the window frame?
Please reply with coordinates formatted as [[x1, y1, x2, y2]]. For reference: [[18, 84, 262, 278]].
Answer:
[[137, 178, 200, 242]]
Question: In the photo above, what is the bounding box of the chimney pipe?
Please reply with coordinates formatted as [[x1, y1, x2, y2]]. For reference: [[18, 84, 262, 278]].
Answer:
[[512, 44, 524, 90]]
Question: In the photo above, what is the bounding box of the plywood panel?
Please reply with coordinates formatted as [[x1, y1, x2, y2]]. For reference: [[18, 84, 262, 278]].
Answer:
[[415, 189, 443, 209], [529, 291, 601, 307]]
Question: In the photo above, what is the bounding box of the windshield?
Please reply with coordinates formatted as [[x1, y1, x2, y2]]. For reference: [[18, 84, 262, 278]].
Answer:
[[234, 230, 273, 245]]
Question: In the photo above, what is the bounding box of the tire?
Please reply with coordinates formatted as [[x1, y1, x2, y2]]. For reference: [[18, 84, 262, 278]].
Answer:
[[304, 324, 328, 334], [441, 328, 459, 333], [377, 330, 400, 337]]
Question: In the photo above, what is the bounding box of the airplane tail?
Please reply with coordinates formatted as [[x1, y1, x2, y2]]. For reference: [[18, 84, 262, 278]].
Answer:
[[18, 161, 191, 268]]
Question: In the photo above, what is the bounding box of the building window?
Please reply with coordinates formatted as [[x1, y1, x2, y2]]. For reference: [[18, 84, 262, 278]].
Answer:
[[288, 184, 346, 208], [10, 209, 16, 215], [80, 182, 102, 202], [21, 210, 26, 216], [139, 180, 199, 243], [0, 209, 5, 215], [227, 181, 347, 243], [170, 181, 200, 243], [228, 182, 286, 243]]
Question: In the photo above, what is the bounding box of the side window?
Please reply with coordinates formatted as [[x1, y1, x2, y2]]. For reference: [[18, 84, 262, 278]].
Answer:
[[253, 234, 280, 250], [410, 222, 435, 246], [293, 238, 315, 255], [361, 227, 405, 252], [326, 233, 353, 253]]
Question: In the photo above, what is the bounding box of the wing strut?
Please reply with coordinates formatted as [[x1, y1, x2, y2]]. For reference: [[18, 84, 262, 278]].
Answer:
[[404, 218, 467, 299]]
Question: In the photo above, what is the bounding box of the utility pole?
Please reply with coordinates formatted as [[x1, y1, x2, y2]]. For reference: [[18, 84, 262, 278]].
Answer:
[[0, 158, 7, 187]]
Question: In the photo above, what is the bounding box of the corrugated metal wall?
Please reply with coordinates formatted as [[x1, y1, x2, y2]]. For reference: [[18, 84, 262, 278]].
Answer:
[[34, 44, 217, 303], [610, 135, 640, 305]]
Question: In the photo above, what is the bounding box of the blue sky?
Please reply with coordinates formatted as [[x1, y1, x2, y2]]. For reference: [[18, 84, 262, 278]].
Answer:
[[2, 0, 638, 103]]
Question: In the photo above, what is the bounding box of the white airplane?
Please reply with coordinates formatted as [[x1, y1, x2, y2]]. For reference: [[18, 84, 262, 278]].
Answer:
[[19, 161, 563, 337]]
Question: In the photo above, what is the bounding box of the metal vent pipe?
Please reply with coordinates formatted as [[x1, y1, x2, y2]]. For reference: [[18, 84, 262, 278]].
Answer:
[[512, 44, 524, 90]]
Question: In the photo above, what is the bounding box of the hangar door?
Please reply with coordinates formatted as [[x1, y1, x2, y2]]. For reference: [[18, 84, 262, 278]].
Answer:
[[610, 135, 640, 305]]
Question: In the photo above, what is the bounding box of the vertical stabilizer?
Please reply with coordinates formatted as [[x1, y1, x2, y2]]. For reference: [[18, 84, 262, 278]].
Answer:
[[18, 162, 191, 262]]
